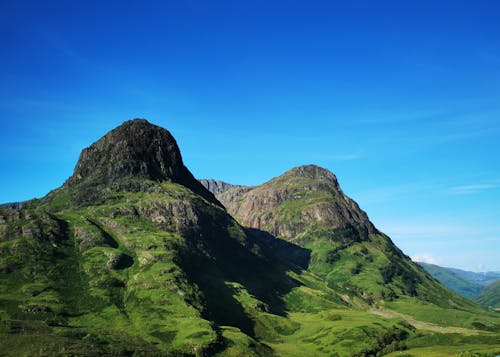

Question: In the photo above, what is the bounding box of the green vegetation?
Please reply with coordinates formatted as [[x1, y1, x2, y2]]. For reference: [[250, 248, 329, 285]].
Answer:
[[3, 177, 499, 356], [475, 280, 500, 309], [0, 182, 225, 355]]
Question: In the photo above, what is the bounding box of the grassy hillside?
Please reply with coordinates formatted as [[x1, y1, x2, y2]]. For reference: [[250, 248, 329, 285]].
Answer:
[[475, 280, 500, 310], [0, 180, 436, 356], [1, 182, 235, 355], [2, 179, 499, 356]]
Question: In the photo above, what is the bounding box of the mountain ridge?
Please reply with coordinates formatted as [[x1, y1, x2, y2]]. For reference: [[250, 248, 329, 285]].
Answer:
[[1, 119, 499, 356]]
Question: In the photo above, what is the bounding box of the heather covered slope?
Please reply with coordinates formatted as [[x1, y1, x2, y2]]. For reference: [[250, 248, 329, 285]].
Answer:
[[1, 120, 499, 356]]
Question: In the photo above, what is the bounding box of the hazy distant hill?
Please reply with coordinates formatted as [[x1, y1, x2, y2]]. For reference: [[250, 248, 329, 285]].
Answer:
[[475, 280, 500, 309], [418, 262, 500, 303], [446, 267, 500, 286], [418, 262, 485, 298]]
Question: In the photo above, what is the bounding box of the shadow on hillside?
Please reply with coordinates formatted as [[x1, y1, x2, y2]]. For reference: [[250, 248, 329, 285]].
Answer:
[[246, 228, 311, 272], [178, 218, 312, 339]]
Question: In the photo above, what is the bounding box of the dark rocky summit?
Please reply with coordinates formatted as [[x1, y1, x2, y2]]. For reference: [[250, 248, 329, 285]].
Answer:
[[65, 119, 220, 206]]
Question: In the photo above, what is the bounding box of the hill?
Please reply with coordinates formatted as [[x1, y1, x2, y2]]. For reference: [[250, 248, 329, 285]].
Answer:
[[1, 120, 499, 356], [216, 165, 476, 306], [418, 262, 485, 298], [475, 280, 500, 310]]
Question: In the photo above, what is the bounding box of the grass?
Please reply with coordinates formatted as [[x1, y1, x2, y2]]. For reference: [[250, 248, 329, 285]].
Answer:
[[1, 178, 500, 355], [385, 298, 500, 332], [265, 310, 412, 356], [475, 279, 500, 309]]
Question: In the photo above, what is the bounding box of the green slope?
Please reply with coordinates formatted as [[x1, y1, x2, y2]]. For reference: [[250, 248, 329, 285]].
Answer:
[[0, 181, 431, 356], [418, 262, 485, 298], [475, 280, 500, 309]]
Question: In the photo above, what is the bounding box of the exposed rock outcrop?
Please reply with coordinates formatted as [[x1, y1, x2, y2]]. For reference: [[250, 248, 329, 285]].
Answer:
[[64, 119, 220, 206], [198, 179, 241, 195], [216, 165, 376, 240]]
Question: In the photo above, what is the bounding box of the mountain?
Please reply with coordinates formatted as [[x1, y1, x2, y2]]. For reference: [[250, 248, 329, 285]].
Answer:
[[1, 119, 499, 356], [207, 164, 500, 353], [0, 119, 285, 355], [63, 118, 219, 207], [418, 262, 486, 298], [216, 165, 452, 302], [475, 280, 500, 309]]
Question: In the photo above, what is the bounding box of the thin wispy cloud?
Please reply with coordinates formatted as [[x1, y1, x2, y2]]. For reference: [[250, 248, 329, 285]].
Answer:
[[411, 253, 439, 265], [448, 184, 498, 195]]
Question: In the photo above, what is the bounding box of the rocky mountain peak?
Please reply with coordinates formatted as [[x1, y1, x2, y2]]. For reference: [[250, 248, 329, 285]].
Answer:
[[67, 119, 184, 185], [274, 164, 341, 191], [286, 164, 338, 180], [65, 119, 220, 206], [216, 164, 375, 239]]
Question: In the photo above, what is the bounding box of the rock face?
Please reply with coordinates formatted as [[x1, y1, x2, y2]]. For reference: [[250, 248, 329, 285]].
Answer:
[[65, 119, 220, 206], [198, 179, 240, 195], [217, 164, 376, 240]]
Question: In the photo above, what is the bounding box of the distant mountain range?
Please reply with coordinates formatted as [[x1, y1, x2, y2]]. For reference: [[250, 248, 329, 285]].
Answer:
[[418, 262, 500, 308], [1, 119, 499, 356], [445, 266, 500, 285]]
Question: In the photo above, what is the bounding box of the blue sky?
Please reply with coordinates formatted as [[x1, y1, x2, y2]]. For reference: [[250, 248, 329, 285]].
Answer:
[[1, 0, 499, 271]]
